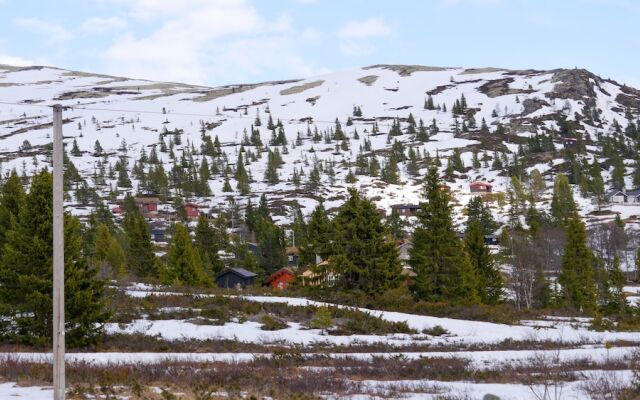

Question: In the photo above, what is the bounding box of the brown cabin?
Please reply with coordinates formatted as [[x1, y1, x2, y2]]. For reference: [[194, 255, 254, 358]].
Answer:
[[391, 204, 420, 217]]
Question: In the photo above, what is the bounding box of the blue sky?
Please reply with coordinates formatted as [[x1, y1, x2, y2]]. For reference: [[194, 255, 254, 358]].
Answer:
[[0, 0, 638, 87]]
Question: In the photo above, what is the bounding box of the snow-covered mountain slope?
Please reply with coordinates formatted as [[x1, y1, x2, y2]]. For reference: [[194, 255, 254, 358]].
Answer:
[[0, 63, 639, 225]]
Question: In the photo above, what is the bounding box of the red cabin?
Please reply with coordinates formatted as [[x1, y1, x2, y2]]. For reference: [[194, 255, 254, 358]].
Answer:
[[136, 197, 159, 217], [470, 181, 492, 193], [184, 202, 199, 218], [265, 267, 296, 290]]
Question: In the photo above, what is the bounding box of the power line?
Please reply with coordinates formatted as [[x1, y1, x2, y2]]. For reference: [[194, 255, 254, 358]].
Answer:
[[0, 100, 407, 129]]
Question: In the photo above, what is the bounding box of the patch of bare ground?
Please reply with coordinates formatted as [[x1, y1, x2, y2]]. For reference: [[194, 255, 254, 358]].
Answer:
[[357, 75, 378, 86], [280, 80, 324, 96], [364, 64, 449, 76], [477, 77, 535, 98], [460, 67, 507, 75]]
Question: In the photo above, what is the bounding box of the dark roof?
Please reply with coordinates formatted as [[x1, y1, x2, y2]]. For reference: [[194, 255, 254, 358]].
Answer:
[[216, 267, 257, 279], [607, 188, 640, 197], [391, 203, 420, 209]]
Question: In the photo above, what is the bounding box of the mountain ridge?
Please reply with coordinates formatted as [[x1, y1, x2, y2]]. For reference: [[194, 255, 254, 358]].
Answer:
[[0, 62, 639, 231]]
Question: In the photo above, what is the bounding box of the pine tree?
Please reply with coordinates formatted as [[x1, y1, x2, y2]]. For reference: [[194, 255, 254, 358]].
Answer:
[[300, 203, 334, 267], [163, 223, 210, 286], [94, 140, 103, 156], [0, 171, 25, 257], [71, 138, 82, 156], [611, 154, 626, 189], [235, 152, 250, 195], [410, 167, 479, 303], [558, 213, 597, 314], [466, 196, 498, 236], [194, 214, 226, 276], [92, 223, 126, 277], [550, 174, 576, 227], [331, 189, 402, 295], [264, 150, 280, 184], [310, 307, 333, 334], [604, 256, 628, 316], [465, 220, 503, 304], [198, 157, 211, 196], [123, 195, 157, 277], [0, 170, 109, 347]]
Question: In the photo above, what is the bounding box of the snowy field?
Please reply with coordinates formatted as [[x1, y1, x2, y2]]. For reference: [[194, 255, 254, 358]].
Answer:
[[1, 284, 638, 399]]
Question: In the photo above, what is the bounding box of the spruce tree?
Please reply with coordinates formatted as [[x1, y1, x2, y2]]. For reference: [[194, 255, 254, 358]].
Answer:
[[235, 152, 250, 195], [164, 223, 210, 286], [0, 171, 25, 257], [123, 195, 157, 277], [300, 203, 334, 266], [604, 256, 628, 316], [331, 189, 402, 295], [465, 220, 503, 304], [0, 170, 109, 347], [409, 167, 479, 303], [550, 174, 576, 227], [93, 223, 126, 277], [194, 214, 226, 276], [466, 196, 498, 235], [558, 213, 597, 314]]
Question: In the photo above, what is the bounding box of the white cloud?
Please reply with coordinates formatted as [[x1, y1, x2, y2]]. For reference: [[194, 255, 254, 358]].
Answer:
[[81, 16, 127, 34], [336, 17, 391, 58], [13, 17, 72, 43], [0, 53, 34, 66], [338, 18, 391, 39], [102, 0, 325, 84]]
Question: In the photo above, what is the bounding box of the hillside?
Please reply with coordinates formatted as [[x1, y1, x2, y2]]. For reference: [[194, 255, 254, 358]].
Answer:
[[1, 63, 639, 228]]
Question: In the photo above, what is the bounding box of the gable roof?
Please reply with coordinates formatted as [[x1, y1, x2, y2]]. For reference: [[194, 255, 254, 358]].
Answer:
[[266, 267, 295, 283], [470, 181, 492, 187], [216, 267, 257, 279]]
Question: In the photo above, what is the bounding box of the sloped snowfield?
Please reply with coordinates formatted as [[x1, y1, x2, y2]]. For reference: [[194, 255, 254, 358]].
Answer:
[[1, 64, 639, 227]]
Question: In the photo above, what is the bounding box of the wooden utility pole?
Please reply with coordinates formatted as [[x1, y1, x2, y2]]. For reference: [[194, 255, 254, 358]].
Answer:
[[52, 104, 65, 400]]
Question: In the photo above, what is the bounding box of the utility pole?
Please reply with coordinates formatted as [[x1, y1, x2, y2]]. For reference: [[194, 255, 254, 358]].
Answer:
[[52, 104, 65, 400]]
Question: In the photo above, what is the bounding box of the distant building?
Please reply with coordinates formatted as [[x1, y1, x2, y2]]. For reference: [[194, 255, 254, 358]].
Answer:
[[561, 137, 577, 148], [136, 196, 160, 217], [607, 188, 640, 204], [285, 246, 300, 268], [184, 202, 199, 219], [300, 261, 338, 287], [484, 234, 499, 245], [246, 242, 260, 258], [470, 181, 492, 193], [397, 240, 411, 268], [216, 268, 257, 289], [438, 184, 451, 192], [265, 267, 296, 290], [391, 204, 420, 217]]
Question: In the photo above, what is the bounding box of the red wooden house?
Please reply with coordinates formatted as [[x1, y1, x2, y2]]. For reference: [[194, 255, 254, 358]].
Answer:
[[184, 202, 199, 219], [470, 181, 492, 193], [136, 197, 159, 217], [265, 267, 296, 290]]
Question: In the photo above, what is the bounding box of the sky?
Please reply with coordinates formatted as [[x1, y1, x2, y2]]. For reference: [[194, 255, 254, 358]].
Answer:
[[0, 0, 638, 87]]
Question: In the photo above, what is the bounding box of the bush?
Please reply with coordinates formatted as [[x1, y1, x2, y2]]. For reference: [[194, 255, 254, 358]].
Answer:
[[422, 325, 449, 336], [200, 307, 230, 325], [260, 315, 288, 331], [374, 286, 415, 310], [337, 310, 415, 335]]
